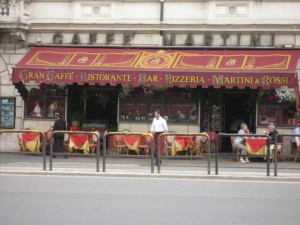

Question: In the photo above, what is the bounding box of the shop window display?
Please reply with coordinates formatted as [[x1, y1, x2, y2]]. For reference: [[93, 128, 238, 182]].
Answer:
[[25, 97, 65, 119], [258, 103, 298, 127]]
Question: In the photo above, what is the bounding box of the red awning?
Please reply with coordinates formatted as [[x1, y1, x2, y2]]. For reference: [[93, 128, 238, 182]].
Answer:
[[12, 47, 300, 89]]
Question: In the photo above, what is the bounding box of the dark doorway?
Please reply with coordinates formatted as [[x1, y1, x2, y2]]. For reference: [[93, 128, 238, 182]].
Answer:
[[85, 90, 118, 126], [221, 92, 256, 152], [67, 85, 118, 131]]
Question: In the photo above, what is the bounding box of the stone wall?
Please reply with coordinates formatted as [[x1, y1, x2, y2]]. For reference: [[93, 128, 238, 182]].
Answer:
[[0, 34, 28, 151]]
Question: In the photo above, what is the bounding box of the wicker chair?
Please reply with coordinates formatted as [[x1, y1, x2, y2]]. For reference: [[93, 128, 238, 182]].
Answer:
[[114, 135, 128, 155], [138, 135, 152, 155]]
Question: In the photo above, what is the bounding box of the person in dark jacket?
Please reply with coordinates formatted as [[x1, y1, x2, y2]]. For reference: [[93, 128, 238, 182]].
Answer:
[[53, 114, 67, 158], [265, 123, 279, 156]]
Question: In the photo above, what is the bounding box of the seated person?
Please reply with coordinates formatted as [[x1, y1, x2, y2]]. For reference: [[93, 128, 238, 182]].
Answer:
[[233, 123, 250, 163], [265, 123, 279, 153], [292, 123, 300, 153]]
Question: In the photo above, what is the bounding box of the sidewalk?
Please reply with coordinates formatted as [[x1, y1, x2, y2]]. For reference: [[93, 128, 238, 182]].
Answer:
[[1, 152, 300, 181]]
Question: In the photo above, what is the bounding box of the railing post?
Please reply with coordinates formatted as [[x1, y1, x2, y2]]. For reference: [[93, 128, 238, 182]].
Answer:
[[40, 131, 47, 171], [149, 133, 155, 173], [96, 132, 100, 172], [266, 136, 271, 176], [103, 132, 107, 172], [206, 133, 211, 175], [274, 134, 279, 177], [157, 134, 161, 174], [49, 133, 54, 171], [215, 133, 220, 175]]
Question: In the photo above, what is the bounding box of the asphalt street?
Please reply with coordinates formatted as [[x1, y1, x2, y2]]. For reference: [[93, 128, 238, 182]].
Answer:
[[0, 174, 300, 225]]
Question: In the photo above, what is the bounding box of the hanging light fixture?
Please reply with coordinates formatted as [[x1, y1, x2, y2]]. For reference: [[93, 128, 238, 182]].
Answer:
[[0, 0, 22, 16]]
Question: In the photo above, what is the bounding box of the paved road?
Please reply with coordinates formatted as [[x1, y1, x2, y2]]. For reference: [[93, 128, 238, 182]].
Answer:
[[0, 175, 300, 225]]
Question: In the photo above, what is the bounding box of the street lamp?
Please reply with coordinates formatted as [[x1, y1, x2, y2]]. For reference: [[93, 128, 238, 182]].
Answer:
[[0, 0, 22, 16]]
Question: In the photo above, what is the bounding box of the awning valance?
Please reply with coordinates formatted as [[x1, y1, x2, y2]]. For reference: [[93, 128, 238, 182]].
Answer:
[[12, 47, 300, 89]]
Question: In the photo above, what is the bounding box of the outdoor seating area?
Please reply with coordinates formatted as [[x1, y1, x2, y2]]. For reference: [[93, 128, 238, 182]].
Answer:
[[14, 128, 300, 163], [17, 127, 100, 155]]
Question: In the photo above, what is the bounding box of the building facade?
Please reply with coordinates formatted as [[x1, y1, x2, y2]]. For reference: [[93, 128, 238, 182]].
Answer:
[[1, 0, 300, 151]]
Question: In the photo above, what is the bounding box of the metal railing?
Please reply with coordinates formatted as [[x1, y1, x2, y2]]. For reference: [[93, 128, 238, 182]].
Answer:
[[49, 131, 100, 172], [274, 134, 300, 176], [157, 133, 211, 174], [0, 129, 47, 171], [215, 133, 271, 176], [103, 132, 155, 173]]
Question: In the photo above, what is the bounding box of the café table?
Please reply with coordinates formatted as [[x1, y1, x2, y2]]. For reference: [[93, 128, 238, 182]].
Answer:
[[21, 133, 41, 152], [68, 134, 90, 154], [171, 136, 194, 156], [245, 137, 267, 156], [122, 135, 141, 154]]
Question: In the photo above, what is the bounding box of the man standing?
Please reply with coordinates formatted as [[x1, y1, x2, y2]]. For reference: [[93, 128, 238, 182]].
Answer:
[[53, 114, 67, 158], [233, 123, 250, 163], [151, 109, 168, 165]]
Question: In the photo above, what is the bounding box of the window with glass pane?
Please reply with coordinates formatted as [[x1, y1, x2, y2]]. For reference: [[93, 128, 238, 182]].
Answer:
[[258, 103, 298, 127], [0, 97, 15, 128], [24, 96, 65, 119], [282, 105, 297, 126], [258, 104, 280, 125]]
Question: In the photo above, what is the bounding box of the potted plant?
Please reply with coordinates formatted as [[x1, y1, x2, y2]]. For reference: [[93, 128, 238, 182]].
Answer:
[[29, 87, 38, 95], [70, 110, 83, 127]]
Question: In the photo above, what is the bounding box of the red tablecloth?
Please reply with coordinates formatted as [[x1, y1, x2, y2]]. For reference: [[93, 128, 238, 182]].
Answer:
[[22, 133, 39, 143], [122, 136, 140, 146], [245, 137, 267, 154], [245, 138, 267, 155], [21, 133, 41, 152], [174, 136, 194, 148], [70, 134, 89, 148], [171, 136, 194, 156], [122, 136, 141, 151]]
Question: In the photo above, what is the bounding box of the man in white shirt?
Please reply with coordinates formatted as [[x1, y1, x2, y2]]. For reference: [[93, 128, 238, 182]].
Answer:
[[151, 109, 168, 164]]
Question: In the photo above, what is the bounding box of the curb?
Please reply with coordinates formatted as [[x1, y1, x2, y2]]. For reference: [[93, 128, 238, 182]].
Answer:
[[1, 170, 300, 182]]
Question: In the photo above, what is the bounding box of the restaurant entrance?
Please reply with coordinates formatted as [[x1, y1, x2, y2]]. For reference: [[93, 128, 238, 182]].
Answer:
[[220, 90, 257, 152], [67, 85, 119, 131]]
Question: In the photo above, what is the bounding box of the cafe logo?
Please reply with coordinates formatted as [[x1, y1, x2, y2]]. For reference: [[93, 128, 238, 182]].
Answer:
[[137, 50, 173, 68]]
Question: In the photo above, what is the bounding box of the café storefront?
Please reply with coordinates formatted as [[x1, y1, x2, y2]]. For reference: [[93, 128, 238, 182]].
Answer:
[[11, 47, 300, 146]]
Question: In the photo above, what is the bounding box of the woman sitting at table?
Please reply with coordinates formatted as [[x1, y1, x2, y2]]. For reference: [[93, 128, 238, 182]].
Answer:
[[233, 123, 250, 163]]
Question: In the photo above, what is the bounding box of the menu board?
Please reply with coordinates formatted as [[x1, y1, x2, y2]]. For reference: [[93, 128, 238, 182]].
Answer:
[[0, 98, 15, 128]]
